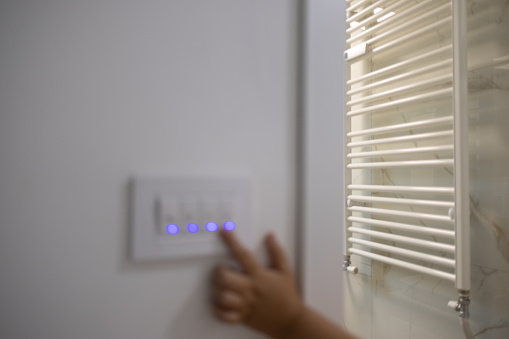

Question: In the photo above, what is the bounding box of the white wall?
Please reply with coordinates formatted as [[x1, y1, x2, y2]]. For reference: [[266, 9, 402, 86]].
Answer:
[[302, 0, 346, 326], [0, 1, 298, 338]]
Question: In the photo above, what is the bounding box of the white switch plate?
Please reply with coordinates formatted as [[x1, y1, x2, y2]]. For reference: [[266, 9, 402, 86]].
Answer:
[[130, 176, 252, 261]]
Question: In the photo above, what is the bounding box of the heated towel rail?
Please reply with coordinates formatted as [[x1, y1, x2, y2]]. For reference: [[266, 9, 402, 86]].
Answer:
[[342, 0, 471, 314]]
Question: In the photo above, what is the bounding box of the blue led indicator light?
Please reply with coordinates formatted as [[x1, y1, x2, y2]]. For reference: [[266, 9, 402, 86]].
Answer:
[[205, 222, 218, 232], [223, 221, 236, 231], [187, 223, 199, 234], [166, 224, 180, 235]]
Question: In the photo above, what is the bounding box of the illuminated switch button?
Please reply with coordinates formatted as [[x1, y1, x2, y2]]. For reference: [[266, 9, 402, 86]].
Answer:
[[205, 222, 218, 232], [166, 224, 180, 235], [223, 221, 236, 231], [187, 223, 199, 234], [158, 197, 178, 235]]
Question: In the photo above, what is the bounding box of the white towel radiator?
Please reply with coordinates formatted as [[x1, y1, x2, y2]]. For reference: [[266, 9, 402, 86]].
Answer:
[[342, 0, 472, 331]]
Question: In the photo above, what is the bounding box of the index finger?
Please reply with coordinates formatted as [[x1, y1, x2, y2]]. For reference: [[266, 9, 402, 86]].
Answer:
[[219, 228, 260, 274]]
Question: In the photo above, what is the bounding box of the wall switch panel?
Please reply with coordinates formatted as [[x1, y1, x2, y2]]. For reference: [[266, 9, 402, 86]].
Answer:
[[130, 176, 252, 261]]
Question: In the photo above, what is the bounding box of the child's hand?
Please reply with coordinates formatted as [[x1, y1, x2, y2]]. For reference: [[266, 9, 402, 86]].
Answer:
[[212, 229, 303, 338]]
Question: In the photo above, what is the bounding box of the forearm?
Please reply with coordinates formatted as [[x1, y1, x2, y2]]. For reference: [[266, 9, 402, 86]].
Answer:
[[277, 305, 358, 339]]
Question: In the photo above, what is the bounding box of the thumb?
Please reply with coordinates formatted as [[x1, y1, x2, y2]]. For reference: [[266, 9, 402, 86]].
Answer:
[[265, 233, 291, 274]]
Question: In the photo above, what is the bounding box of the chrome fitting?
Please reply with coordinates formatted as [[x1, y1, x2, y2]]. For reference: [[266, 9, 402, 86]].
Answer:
[[458, 293, 470, 319], [343, 255, 351, 271], [448, 291, 470, 319], [343, 255, 358, 274]]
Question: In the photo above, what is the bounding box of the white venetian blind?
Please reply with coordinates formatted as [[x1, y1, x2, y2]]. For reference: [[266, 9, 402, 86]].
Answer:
[[343, 0, 470, 291]]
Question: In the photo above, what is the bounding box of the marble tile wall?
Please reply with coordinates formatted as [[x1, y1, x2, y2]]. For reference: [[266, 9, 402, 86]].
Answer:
[[344, 1, 509, 338]]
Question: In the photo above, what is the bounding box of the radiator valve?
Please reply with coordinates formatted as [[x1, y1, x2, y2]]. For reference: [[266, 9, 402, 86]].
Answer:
[[343, 255, 358, 274], [448, 292, 470, 319]]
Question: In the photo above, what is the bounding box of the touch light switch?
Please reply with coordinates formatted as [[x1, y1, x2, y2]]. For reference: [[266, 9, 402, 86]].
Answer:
[[157, 197, 179, 235], [130, 176, 252, 261]]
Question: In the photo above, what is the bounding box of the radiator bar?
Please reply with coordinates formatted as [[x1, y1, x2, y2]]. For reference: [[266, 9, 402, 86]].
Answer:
[[347, 159, 454, 169], [371, 17, 452, 56], [362, 6, 451, 47], [347, 74, 452, 107], [347, 59, 453, 96], [347, 117, 452, 137], [348, 216, 455, 238], [453, 0, 470, 291], [347, 0, 392, 25], [347, 145, 453, 158], [347, 185, 454, 195], [348, 206, 454, 223], [348, 248, 456, 281], [347, 130, 453, 148], [347, 88, 453, 117], [347, 45, 451, 86], [349, 237, 456, 268], [347, 17, 452, 63], [347, 195, 454, 208], [347, 0, 439, 44], [348, 227, 455, 253], [346, 0, 370, 15]]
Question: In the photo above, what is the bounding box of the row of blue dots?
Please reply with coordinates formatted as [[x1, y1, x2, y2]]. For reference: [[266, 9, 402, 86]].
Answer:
[[166, 221, 236, 235]]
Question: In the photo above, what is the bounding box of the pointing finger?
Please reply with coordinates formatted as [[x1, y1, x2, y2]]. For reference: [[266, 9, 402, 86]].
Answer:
[[219, 228, 260, 275]]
